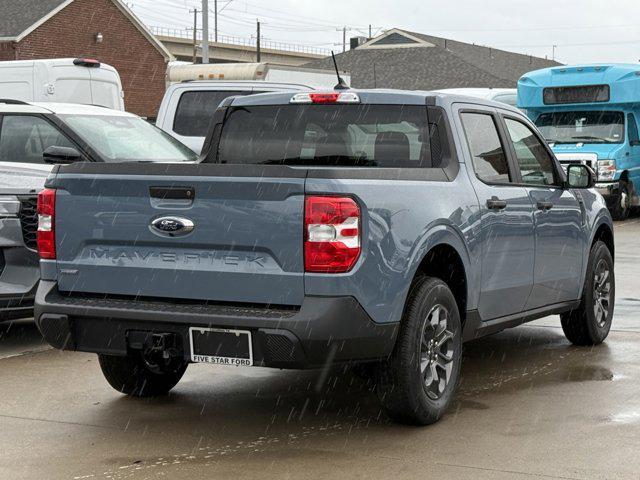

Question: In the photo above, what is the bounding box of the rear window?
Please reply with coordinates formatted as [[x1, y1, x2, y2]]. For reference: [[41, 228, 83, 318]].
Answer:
[[217, 104, 434, 168], [173, 90, 258, 137]]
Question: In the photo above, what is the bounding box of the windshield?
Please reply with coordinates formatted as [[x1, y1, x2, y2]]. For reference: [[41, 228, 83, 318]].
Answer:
[[535, 110, 624, 144], [61, 115, 198, 162], [217, 104, 433, 168]]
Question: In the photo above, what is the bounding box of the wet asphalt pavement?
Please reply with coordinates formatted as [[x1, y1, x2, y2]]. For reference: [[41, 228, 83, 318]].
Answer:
[[1, 218, 639, 480]]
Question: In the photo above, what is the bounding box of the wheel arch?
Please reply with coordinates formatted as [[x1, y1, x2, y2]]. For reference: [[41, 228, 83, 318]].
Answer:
[[404, 226, 472, 328], [592, 222, 614, 260]]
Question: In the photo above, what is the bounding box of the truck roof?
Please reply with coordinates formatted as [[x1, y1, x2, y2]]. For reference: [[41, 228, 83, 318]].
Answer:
[[225, 88, 522, 113], [519, 63, 640, 109]]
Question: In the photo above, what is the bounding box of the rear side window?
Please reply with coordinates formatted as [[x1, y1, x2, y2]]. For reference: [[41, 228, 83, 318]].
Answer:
[[173, 90, 255, 137], [0, 115, 75, 164], [217, 104, 434, 168], [460, 112, 510, 183]]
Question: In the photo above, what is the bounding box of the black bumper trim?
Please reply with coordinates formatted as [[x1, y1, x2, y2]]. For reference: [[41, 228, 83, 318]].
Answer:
[[0, 285, 37, 320], [35, 281, 398, 369]]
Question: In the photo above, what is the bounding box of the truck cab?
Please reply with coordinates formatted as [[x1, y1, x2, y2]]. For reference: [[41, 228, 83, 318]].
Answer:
[[518, 64, 640, 219]]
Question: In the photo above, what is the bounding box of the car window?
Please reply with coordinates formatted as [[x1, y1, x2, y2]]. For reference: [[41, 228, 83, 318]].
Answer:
[[173, 90, 256, 137], [0, 115, 75, 164], [504, 118, 557, 186], [460, 112, 511, 183], [218, 104, 433, 168], [628, 113, 639, 144], [62, 114, 198, 163]]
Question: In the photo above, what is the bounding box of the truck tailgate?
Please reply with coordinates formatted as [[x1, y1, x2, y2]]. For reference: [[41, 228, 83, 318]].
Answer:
[[50, 164, 306, 306]]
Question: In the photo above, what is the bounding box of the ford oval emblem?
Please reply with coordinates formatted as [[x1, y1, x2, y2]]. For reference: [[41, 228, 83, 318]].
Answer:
[[150, 216, 195, 237]]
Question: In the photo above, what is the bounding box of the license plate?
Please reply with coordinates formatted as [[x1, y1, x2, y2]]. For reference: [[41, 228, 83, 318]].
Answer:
[[189, 327, 253, 366]]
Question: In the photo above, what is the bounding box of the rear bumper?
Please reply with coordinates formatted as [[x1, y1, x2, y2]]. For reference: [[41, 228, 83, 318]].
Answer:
[[34, 280, 398, 369], [595, 181, 619, 199]]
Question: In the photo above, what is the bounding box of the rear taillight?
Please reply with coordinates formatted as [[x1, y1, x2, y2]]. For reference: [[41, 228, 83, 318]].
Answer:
[[37, 188, 56, 259], [304, 196, 361, 273]]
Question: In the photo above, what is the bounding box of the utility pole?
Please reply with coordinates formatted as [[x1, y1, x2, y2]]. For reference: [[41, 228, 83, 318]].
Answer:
[[214, 0, 218, 42], [190, 9, 199, 63], [256, 20, 261, 62], [342, 26, 346, 52], [368, 24, 372, 39], [202, 0, 209, 64], [552, 44, 557, 61]]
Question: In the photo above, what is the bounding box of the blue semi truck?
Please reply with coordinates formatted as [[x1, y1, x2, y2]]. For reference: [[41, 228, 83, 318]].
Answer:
[[519, 64, 640, 220]]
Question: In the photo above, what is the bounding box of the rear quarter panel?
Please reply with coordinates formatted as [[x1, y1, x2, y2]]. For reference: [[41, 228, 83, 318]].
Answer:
[[305, 168, 482, 325]]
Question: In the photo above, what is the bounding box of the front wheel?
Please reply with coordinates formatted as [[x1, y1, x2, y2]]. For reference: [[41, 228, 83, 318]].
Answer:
[[610, 181, 631, 221], [376, 276, 462, 425], [98, 353, 188, 397], [561, 240, 615, 345]]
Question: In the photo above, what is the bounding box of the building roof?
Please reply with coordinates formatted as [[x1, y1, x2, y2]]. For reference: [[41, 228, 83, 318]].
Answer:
[[304, 28, 560, 90], [0, 0, 68, 39], [0, 0, 172, 60]]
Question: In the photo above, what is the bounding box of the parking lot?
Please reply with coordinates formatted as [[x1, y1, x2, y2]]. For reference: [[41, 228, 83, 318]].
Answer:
[[0, 217, 637, 480]]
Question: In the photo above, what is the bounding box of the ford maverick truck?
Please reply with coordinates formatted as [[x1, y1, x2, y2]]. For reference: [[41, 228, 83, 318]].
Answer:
[[34, 90, 615, 425]]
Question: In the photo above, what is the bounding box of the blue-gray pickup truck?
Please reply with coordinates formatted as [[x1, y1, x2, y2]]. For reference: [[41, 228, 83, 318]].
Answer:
[[34, 90, 615, 425]]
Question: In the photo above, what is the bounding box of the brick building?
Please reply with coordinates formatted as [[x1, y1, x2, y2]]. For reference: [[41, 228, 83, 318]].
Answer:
[[0, 0, 173, 118]]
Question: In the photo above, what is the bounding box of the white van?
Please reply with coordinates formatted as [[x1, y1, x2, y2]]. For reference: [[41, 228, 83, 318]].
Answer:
[[157, 63, 350, 153], [0, 58, 124, 111]]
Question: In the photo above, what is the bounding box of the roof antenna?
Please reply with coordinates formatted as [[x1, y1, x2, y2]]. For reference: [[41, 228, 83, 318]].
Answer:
[[331, 51, 349, 90]]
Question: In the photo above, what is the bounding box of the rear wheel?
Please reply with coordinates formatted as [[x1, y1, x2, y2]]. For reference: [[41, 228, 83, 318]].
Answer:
[[376, 276, 462, 425], [610, 181, 630, 221], [98, 353, 188, 397], [561, 240, 614, 345]]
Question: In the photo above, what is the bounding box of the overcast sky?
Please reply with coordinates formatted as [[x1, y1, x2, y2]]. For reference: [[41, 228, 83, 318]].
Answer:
[[130, 0, 640, 65]]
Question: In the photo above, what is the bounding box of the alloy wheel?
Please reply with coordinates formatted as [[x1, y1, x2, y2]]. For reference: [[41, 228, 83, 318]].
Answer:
[[593, 259, 612, 328], [420, 304, 455, 400]]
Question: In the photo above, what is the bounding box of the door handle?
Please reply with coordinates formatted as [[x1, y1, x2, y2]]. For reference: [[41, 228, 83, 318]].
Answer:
[[486, 198, 507, 210], [537, 201, 554, 211]]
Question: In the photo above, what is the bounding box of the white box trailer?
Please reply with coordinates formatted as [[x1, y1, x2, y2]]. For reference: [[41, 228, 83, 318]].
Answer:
[[166, 62, 350, 89], [0, 58, 124, 110]]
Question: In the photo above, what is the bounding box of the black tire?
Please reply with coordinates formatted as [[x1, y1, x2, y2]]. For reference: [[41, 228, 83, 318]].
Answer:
[[98, 353, 188, 397], [561, 240, 615, 346], [376, 276, 462, 425], [610, 181, 631, 221]]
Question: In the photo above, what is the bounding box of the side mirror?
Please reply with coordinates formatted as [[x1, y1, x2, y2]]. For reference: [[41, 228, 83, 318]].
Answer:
[[43, 146, 82, 164], [566, 164, 595, 189]]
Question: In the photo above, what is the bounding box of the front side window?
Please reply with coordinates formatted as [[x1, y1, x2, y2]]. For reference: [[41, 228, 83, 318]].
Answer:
[[460, 112, 511, 183], [0, 115, 75, 164], [61, 115, 198, 163], [535, 111, 624, 144], [504, 118, 557, 186], [173, 90, 254, 137], [217, 104, 432, 168]]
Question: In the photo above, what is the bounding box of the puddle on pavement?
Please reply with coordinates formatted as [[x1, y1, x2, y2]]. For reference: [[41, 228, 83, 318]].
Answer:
[[563, 365, 615, 382], [608, 411, 640, 424]]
